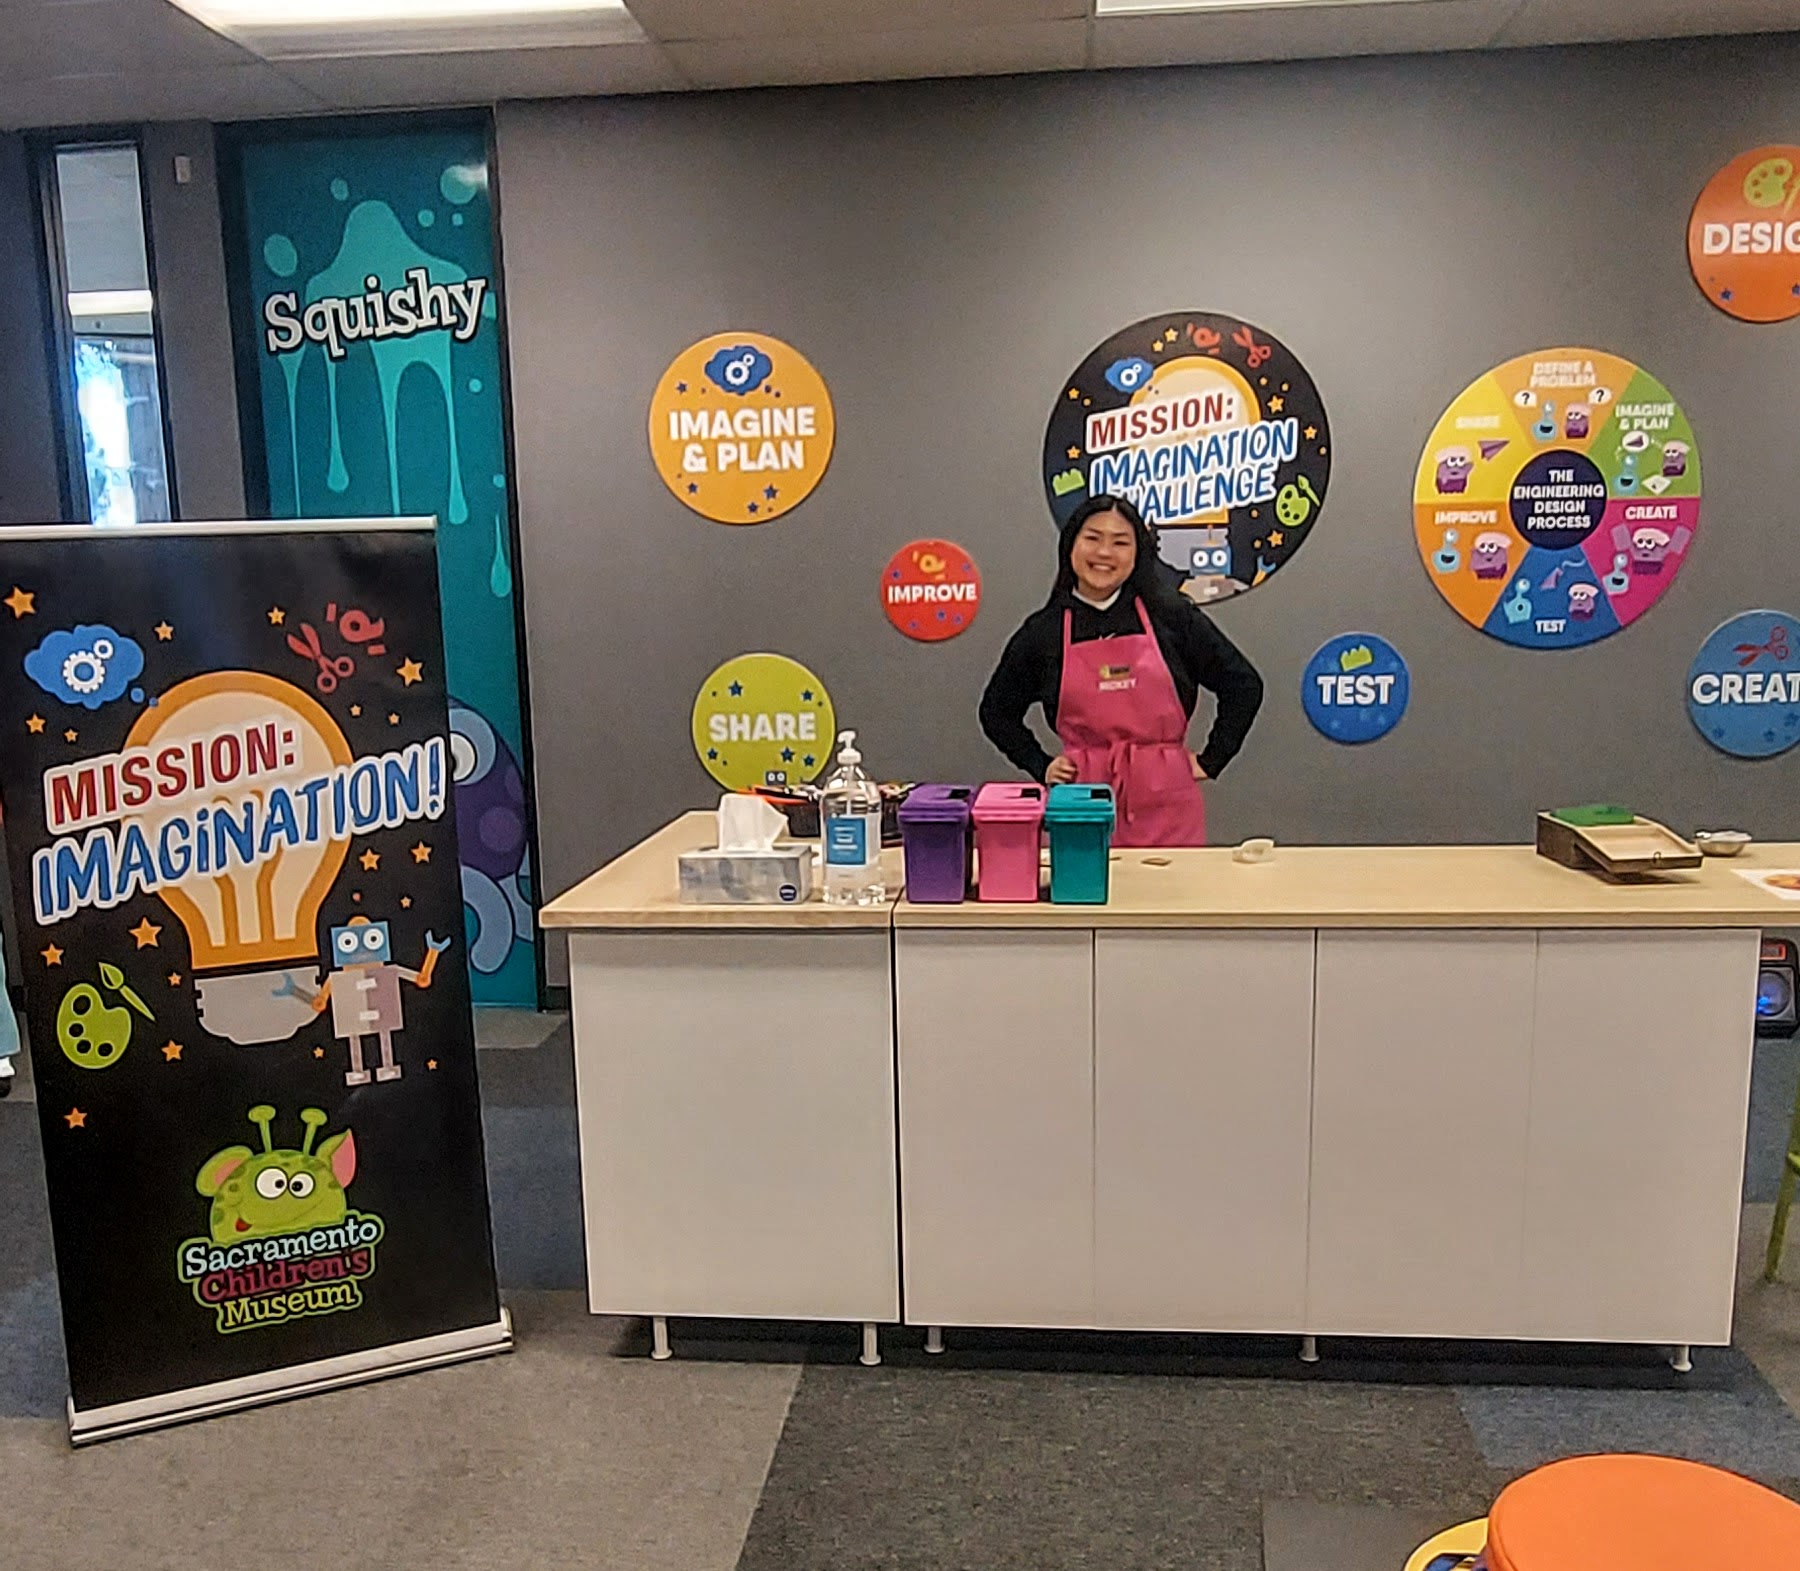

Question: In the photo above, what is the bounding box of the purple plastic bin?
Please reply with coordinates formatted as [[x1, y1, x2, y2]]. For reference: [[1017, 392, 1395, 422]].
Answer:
[[899, 784, 973, 903]]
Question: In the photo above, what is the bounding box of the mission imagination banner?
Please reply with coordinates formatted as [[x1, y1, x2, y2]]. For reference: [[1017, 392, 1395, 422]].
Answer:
[[0, 522, 509, 1443]]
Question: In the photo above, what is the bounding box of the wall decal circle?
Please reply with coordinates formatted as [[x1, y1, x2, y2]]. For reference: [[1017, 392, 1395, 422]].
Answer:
[[691, 653, 836, 790], [1688, 145, 1800, 322], [1414, 349, 1700, 649], [1043, 312, 1331, 605], [1687, 610, 1800, 759], [649, 332, 835, 524], [1301, 633, 1410, 744], [881, 539, 981, 642]]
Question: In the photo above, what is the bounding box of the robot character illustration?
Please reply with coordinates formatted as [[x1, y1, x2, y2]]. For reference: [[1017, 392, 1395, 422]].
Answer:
[[451, 699, 534, 976], [289, 917, 452, 1086]]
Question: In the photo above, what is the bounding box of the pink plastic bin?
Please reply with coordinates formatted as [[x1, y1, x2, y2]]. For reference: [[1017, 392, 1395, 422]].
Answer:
[[973, 782, 1046, 902]]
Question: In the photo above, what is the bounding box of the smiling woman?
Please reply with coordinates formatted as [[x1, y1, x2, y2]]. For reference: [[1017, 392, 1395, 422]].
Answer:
[[978, 494, 1264, 848]]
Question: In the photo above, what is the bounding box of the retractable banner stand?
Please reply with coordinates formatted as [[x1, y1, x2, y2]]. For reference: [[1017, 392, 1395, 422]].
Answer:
[[0, 520, 510, 1444]]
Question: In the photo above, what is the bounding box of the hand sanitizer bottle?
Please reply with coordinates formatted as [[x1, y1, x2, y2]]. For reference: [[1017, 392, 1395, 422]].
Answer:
[[820, 730, 886, 906]]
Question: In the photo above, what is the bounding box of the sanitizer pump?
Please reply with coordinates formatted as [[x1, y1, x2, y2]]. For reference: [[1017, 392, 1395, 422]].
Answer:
[[820, 731, 886, 906]]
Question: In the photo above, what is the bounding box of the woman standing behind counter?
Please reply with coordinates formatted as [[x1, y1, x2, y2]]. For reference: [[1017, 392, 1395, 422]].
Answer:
[[979, 495, 1263, 847]]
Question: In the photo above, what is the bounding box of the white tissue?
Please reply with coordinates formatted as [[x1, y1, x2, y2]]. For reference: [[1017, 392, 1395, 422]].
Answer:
[[717, 793, 788, 852]]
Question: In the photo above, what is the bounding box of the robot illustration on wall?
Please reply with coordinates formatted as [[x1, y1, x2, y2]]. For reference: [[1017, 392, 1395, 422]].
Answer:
[[289, 917, 452, 1085]]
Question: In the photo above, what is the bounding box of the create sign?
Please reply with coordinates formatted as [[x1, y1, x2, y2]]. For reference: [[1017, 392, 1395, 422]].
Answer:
[[1687, 610, 1800, 759], [648, 332, 835, 524]]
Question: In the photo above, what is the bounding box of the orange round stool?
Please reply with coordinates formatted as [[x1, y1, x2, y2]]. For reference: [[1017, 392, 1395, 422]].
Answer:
[[1485, 1454, 1800, 1571]]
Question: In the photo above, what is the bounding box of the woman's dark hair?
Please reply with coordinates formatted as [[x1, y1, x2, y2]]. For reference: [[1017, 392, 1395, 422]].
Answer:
[[1049, 494, 1186, 612]]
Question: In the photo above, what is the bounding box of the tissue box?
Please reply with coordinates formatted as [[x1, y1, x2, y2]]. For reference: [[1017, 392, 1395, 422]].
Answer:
[[678, 847, 814, 905]]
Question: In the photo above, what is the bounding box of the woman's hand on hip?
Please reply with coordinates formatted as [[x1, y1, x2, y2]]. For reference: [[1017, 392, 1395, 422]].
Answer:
[[1191, 754, 1209, 781], [1045, 755, 1079, 785]]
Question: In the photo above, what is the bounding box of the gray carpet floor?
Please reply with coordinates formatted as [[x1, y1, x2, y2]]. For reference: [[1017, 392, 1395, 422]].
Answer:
[[1, 1014, 1798, 1570]]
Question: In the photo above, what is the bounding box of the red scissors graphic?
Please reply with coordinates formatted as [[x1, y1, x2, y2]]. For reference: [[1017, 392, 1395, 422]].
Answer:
[[1232, 325, 1272, 369], [1734, 625, 1791, 666], [287, 622, 355, 693]]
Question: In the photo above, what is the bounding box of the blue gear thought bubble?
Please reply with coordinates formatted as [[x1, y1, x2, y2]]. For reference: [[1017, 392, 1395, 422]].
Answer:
[[703, 344, 773, 397], [24, 624, 145, 710]]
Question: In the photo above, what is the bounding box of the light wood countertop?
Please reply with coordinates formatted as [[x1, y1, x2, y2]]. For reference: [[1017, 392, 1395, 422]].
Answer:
[[895, 841, 1800, 929], [541, 815, 1800, 932], [540, 812, 900, 930]]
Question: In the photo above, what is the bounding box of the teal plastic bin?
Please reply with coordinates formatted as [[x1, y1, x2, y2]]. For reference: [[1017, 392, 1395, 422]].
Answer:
[[1045, 783, 1116, 904]]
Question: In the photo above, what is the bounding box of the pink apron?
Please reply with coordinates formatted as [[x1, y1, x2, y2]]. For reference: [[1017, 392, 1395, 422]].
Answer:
[[1056, 598, 1207, 848]]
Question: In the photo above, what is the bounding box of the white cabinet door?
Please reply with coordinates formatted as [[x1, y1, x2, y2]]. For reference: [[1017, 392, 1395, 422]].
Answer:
[[895, 929, 1094, 1327], [1308, 930, 1537, 1337], [1522, 929, 1758, 1346], [568, 930, 899, 1323], [1094, 931, 1314, 1332]]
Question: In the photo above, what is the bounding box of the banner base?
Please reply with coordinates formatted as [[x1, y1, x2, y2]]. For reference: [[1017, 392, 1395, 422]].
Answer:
[[67, 1311, 514, 1446]]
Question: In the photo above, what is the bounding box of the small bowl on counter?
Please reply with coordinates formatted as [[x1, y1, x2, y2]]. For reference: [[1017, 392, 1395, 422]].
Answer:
[[1694, 829, 1753, 857]]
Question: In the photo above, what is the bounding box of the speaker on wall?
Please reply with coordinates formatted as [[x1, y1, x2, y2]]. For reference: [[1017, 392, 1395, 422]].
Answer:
[[1757, 937, 1798, 1039]]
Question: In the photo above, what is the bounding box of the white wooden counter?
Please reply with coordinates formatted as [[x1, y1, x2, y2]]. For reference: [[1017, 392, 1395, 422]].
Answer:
[[545, 816, 1796, 1365], [541, 813, 903, 1362]]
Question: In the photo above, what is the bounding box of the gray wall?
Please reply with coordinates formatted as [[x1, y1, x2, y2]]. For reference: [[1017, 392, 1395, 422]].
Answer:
[[141, 123, 247, 520], [498, 33, 1800, 930]]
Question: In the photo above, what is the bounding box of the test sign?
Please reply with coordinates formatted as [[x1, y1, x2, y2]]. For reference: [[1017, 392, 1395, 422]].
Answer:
[[1301, 633, 1410, 744]]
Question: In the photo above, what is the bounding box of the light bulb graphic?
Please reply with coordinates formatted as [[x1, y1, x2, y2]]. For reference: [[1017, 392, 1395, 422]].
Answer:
[[124, 672, 353, 1046]]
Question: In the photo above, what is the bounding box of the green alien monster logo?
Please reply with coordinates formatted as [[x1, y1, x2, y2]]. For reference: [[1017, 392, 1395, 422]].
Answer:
[[197, 1105, 355, 1244], [179, 1105, 383, 1334]]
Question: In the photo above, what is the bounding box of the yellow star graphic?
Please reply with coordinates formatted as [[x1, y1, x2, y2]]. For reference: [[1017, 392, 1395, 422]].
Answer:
[[1066, 446, 1080, 461], [168, 971, 182, 987], [427, 1059, 440, 1071], [63, 729, 77, 743], [161, 1040, 183, 1062], [4, 586, 35, 619], [42, 944, 63, 967], [1268, 396, 1285, 414], [313, 1047, 326, 1060], [1304, 426, 1317, 440], [1269, 529, 1285, 547], [388, 713, 400, 726], [350, 704, 362, 717], [397, 659, 423, 686], [268, 606, 286, 625], [400, 896, 413, 909], [154, 622, 174, 641], [411, 841, 432, 864], [26, 715, 45, 734], [1067, 388, 1079, 400], [129, 916, 162, 949], [360, 849, 381, 871], [65, 1108, 87, 1130]]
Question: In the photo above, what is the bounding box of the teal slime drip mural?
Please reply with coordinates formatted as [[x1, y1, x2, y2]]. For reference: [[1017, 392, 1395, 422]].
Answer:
[[235, 127, 536, 1006]]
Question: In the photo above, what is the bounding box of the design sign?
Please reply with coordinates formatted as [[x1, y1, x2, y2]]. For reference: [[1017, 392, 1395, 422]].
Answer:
[[1688, 146, 1800, 322], [1043, 312, 1331, 604]]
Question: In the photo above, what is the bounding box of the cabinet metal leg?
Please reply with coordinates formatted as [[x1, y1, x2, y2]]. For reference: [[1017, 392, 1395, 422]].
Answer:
[[1670, 1344, 1693, 1374], [1299, 1334, 1320, 1364], [860, 1323, 881, 1367], [924, 1326, 945, 1355], [651, 1316, 672, 1361]]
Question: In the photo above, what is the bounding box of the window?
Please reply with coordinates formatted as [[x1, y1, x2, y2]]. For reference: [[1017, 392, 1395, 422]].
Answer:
[[46, 143, 174, 526]]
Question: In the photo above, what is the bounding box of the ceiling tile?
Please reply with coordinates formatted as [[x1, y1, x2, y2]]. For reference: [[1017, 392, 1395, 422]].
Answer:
[[0, 62, 322, 130], [0, 0, 260, 84], [1497, 0, 1800, 46], [1092, 0, 1524, 68], [628, 0, 1088, 44], [669, 18, 1087, 87], [278, 42, 685, 109]]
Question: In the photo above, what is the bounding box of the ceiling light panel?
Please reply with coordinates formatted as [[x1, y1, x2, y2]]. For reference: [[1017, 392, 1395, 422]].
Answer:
[[1096, 0, 1460, 13], [170, 0, 646, 59]]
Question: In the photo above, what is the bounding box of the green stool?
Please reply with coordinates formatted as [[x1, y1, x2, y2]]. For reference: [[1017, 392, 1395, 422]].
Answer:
[[1765, 1068, 1800, 1281]]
